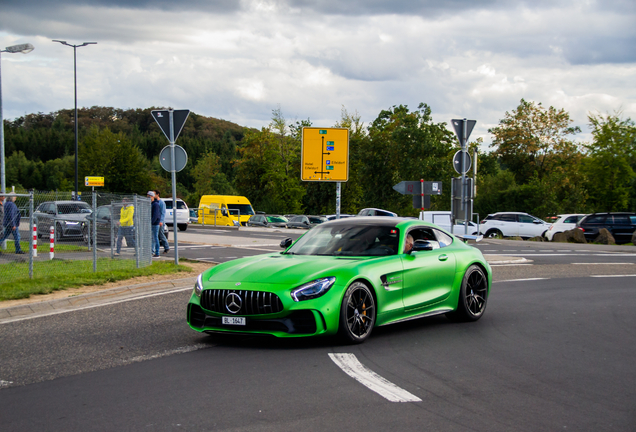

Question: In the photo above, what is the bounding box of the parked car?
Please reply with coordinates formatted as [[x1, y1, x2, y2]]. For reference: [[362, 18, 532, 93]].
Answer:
[[577, 212, 636, 244], [286, 215, 327, 229], [189, 208, 198, 224], [247, 214, 289, 228], [545, 214, 586, 241], [162, 198, 189, 231], [357, 208, 398, 217], [33, 200, 93, 240], [187, 217, 491, 343], [479, 212, 550, 239], [325, 214, 355, 221], [419, 211, 479, 235], [83, 204, 169, 245]]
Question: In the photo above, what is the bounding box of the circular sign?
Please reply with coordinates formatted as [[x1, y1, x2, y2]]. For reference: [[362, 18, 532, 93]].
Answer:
[[453, 150, 472, 174], [160, 145, 188, 172]]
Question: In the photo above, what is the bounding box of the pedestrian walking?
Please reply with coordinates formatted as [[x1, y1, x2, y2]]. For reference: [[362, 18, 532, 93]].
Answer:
[[149, 191, 161, 257], [0, 194, 24, 254], [154, 190, 170, 254], [115, 197, 135, 255]]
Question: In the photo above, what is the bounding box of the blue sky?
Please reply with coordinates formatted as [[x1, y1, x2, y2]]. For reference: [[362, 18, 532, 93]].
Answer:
[[1, 0, 634, 146]]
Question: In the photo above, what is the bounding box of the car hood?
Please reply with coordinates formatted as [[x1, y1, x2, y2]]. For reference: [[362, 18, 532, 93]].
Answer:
[[55, 214, 91, 222], [205, 253, 367, 285]]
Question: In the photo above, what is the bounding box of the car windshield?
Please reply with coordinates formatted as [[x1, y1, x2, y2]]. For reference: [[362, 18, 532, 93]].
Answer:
[[228, 204, 255, 216], [164, 200, 188, 210], [58, 203, 92, 214], [285, 223, 399, 257]]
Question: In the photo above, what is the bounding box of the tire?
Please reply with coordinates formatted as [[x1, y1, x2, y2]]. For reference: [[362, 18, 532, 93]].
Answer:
[[55, 223, 63, 241], [82, 226, 93, 245], [339, 282, 376, 344], [178, 224, 187, 232], [448, 265, 488, 322], [485, 229, 503, 239]]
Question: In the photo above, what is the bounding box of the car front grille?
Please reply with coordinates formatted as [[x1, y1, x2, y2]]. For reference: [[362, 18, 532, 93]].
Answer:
[[200, 289, 284, 315]]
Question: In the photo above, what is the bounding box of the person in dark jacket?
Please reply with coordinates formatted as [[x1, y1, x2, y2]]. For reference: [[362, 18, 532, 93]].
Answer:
[[149, 191, 161, 257], [0, 194, 24, 254]]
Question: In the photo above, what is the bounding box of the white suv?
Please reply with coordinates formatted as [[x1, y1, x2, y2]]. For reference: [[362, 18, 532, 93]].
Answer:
[[479, 212, 550, 239], [162, 198, 190, 231]]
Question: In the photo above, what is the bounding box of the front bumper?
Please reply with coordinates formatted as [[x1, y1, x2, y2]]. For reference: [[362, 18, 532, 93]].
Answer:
[[188, 304, 324, 336]]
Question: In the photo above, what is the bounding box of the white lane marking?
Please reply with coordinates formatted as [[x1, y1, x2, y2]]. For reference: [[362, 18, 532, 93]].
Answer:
[[0, 287, 193, 325], [494, 278, 548, 283], [590, 274, 636, 278], [572, 263, 634, 265], [127, 343, 209, 364], [328, 353, 421, 403]]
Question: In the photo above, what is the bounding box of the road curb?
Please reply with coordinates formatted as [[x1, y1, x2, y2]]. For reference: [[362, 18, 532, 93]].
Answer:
[[0, 276, 197, 324]]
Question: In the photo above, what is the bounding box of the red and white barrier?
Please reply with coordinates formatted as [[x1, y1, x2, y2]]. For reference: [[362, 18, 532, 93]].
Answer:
[[33, 225, 37, 257], [50, 226, 55, 260]]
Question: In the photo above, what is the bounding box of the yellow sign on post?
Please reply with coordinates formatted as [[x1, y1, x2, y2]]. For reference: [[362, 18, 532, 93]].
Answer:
[[301, 127, 349, 182], [84, 176, 104, 187]]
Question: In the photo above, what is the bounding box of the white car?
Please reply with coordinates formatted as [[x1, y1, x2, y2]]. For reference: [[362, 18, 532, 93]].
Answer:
[[545, 214, 586, 241], [479, 212, 550, 239], [357, 208, 398, 217], [419, 211, 479, 234], [162, 198, 190, 231]]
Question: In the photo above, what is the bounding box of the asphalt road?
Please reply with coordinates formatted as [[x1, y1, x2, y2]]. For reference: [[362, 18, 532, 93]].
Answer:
[[1, 230, 635, 431]]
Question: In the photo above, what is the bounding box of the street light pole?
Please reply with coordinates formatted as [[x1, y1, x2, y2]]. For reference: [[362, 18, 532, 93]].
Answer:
[[1, 43, 34, 195], [52, 40, 96, 200]]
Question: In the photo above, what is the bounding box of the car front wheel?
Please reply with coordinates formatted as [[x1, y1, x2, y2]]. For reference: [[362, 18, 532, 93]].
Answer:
[[448, 265, 488, 322], [178, 224, 187, 231], [339, 282, 376, 344]]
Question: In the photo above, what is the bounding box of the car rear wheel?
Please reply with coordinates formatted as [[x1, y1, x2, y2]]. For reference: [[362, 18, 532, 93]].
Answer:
[[485, 229, 503, 238], [339, 282, 376, 344], [178, 224, 187, 232], [448, 265, 488, 322]]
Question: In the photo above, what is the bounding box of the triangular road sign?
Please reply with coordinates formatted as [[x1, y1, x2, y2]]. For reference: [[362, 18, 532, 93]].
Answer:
[[451, 119, 476, 146], [151, 109, 190, 143]]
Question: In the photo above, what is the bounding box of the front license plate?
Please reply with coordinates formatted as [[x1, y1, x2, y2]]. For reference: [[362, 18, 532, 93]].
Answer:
[[222, 316, 246, 326]]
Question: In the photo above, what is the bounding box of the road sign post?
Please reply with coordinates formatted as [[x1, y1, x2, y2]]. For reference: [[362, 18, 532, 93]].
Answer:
[[451, 118, 477, 234], [152, 108, 190, 264], [393, 180, 442, 211]]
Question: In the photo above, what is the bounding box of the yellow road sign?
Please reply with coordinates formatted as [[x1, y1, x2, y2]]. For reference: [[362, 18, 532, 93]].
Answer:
[[85, 176, 104, 187], [301, 127, 349, 182]]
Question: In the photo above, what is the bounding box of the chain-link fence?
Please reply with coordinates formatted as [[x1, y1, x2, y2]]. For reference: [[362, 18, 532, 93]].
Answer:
[[0, 190, 154, 285]]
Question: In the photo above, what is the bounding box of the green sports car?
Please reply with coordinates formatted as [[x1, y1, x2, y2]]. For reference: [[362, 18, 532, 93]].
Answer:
[[187, 217, 491, 343]]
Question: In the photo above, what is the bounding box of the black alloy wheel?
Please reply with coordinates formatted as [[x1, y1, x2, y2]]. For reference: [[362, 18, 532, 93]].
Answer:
[[449, 265, 488, 321], [55, 223, 63, 241], [339, 282, 376, 344]]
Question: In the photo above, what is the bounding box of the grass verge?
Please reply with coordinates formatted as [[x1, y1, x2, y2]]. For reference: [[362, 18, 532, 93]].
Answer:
[[0, 259, 194, 301]]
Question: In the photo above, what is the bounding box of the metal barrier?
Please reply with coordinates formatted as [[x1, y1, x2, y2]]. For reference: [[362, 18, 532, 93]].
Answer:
[[0, 190, 153, 285]]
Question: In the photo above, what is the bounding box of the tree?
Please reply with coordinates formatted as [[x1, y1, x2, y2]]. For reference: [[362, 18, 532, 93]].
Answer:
[[189, 151, 236, 206], [583, 113, 636, 212], [489, 99, 582, 181], [79, 126, 152, 194], [357, 103, 455, 216]]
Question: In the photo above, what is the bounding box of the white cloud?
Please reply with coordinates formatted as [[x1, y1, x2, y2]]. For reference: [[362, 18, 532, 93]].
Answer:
[[0, 0, 634, 147]]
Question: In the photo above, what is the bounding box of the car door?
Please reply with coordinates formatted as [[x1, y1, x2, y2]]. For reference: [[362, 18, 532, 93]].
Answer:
[[518, 214, 541, 237], [95, 206, 113, 243], [401, 227, 456, 310], [35, 203, 54, 235], [610, 215, 632, 243]]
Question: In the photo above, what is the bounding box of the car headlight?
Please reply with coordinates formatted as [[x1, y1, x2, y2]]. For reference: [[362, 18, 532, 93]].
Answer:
[[291, 277, 336, 302], [194, 273, 203, 297], [66, 221, 79, 225]]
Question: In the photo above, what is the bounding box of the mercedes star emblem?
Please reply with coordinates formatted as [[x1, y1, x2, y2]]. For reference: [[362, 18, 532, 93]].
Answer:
[[225, 292, 242, 314]]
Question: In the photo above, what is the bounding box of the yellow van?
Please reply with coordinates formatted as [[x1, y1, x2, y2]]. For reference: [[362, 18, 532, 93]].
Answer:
[[198, 195, 255, 227]]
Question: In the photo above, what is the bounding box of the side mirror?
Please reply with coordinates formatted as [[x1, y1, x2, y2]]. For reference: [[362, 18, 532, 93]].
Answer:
[[280, 238, 293, 249], [411, 240, 434, 253], [533, 220, 542, 224]]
